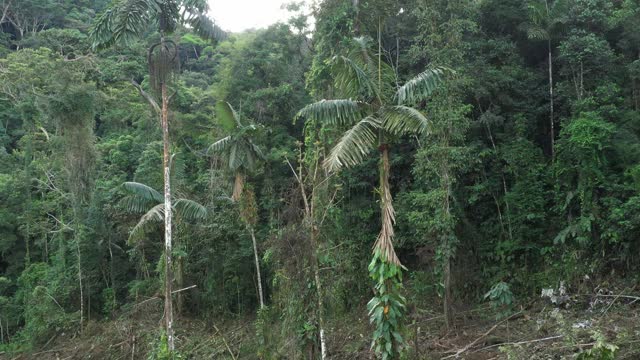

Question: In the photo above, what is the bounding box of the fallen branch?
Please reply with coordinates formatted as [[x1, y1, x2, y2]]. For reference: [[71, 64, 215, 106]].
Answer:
[[213, 324, 237, 360], [133, 285, 197, 308], [442, 311, 523, 359], [172, 285, 197, 294], [576, 294, 640, 301], [602, 286, 635, 315], [474, 335, 563, 352], [31, 348, 66, 356]]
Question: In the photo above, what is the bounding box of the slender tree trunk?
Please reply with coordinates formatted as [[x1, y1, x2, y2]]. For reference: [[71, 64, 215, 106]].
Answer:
[[232, 172, 244, 202], [249, 227, 265, 309], [311, 227, 327, 360], [442, 165, 453, 330], [548, 41, 554, 158], [176, 256, 184, 315], [375, 146, 400, 265], [291, 153, 329, 359], [77, 238, 83, 331], [443, 255, 452, 329], [161, 78, 175, 352]]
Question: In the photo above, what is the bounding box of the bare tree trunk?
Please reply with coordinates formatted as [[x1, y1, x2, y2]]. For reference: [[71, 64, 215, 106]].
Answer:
[[443, 256, 452, 329], [176, 256, 184, 315], [287, 155, 330, 359], [0, 1, 11, 26], [161, 78, 174, 352], [249, 227, 265, 309], [76, 233, 84, 331], [548, 41, 555, 158], [232, 172, 244, 202], [442, 166, 453, 330], [311, 227, 327, 360]]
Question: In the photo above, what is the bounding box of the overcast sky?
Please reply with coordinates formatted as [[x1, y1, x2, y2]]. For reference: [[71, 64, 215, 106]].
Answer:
[[208, 0, 291, 33]]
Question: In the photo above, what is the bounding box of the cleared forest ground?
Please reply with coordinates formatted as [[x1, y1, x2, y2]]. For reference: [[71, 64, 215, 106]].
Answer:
[[4, 282, 639, 360]]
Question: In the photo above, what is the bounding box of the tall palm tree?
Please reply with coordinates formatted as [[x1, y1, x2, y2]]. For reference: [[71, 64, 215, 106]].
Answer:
[[297, 37, 445, 266], [207, 100, 266, 308], [524, 0, 568, 158], [90, 0, 224, 350], [297, 36, 446, 357]]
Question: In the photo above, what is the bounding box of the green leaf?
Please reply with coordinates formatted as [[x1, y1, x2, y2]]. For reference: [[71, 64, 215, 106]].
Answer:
[[215, 101, 239, 132]]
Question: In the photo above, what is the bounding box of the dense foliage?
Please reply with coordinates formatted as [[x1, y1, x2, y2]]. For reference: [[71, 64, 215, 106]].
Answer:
[[0, 0, 639, 358]]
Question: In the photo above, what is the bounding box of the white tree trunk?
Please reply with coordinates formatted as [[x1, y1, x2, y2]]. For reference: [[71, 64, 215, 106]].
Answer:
[[161, 79, 175, 352], [250, 227, 265, 309]]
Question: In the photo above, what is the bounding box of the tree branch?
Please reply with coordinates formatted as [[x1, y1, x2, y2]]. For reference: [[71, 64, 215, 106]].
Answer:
[[130, 79, 160, 114]]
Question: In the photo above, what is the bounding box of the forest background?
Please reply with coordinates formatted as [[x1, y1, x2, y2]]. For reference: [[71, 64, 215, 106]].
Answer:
[[0, 0, 639, 358]]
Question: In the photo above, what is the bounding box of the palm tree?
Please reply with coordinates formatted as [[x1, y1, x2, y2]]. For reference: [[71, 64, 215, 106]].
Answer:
[[296, 36, 445, 357], [207, 100, 266, 308], [524, 0, 568, 158], [90, 0, 224, 350], [121, 181, 207, 243], [121, 180, 207, 314], [297, 37, 445, 266]]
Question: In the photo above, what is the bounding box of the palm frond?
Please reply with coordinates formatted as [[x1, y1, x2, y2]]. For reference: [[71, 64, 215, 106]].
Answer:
[[182, 0, 209, 13], [249, 141, 265, 160], [187, 13, 227, 42], [549, 0, 570, 23], [215, 100, 239, 132], [396, 68, 447, 105], [526, 26, 549, 40], [120, 195, 154, 214], [349, 36, 377, 78], [90, 0, 156, 50], [381, 106, 430, 136], [123, 181, 163, 203], [207, 136, 232, 154], [128, 203, 164, 244], [229, 142, 242, 171], [113, 0, 154, 44], [527, 1, 547, 25], [90, 4, 119, 49], [325, 116, 381, 172], [333, 56, 379, 101], [348, 36, 395, 97], [296, 99, 367, 126], [174, 199, 207, 220]]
